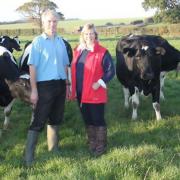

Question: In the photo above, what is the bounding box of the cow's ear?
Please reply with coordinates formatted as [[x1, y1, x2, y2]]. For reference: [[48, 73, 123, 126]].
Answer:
[[123, 48, 136, 57], [2, 52, 10, 58], [156, 47, 166, 55]]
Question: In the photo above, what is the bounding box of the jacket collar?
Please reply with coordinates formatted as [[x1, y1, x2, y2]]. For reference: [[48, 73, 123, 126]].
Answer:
[[77, 40, 99, 52]]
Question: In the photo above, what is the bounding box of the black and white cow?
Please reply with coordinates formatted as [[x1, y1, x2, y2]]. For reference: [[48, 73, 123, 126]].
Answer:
[[0, 37, 30, 129], [124, 34, 180, 100], [116, 35, 165, 120], [0, 35, 21, 53], [143, 35, 180, 99]]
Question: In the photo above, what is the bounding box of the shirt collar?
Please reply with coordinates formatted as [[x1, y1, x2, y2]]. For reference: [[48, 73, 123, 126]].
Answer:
[[41, 33, 59, 40]]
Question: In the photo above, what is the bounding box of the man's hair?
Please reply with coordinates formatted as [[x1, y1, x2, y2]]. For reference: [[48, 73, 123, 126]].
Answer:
[[42, 9, 60, 24]]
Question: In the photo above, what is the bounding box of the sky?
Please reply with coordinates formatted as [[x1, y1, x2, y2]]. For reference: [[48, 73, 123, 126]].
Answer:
[[0, 0, 155, 22]]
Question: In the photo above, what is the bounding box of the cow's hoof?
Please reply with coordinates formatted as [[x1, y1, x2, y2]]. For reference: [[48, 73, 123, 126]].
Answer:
[[124, 104, 129, 108], [157, 118, 162, 121], [3, 124, 11, 130], [0, 129, 2, 138]]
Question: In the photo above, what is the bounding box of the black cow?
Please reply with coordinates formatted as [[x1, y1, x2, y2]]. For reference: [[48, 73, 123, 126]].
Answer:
[[0, 37, 30, 129], [116, 34, 165, 120]]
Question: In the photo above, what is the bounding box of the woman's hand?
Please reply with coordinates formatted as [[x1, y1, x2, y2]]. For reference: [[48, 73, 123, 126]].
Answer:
[[92, 82, 101, 90]]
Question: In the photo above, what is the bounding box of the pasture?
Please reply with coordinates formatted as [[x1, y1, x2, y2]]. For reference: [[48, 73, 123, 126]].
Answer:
[[0, 31, 180, 179]]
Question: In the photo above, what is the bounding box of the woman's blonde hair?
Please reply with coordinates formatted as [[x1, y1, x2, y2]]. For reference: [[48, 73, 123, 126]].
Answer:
[[80, 23, 98, 45]]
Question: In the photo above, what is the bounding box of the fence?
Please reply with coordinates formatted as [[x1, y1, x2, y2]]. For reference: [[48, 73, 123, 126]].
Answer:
[[0, 28, 65, 36], [0, 24, 180, 37]]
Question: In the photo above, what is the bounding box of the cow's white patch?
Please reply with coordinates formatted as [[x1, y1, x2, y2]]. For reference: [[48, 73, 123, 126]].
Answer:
[[0, 46, 17, 64], [129, 34, 134, 38], [160, 71, 166, 100], [20, 43, 32, 66], [123, 86, 130, 108], [20, 74, 30, 79], [3, 99, 15, 129], [131, 87, 139, 120], [142, 46, 149, 51], [153, 102, 162, 120], [0, 37, 5, 43]]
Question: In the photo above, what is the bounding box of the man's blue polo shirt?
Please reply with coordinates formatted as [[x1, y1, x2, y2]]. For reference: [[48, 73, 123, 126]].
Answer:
[[28, 33, 69, 82]]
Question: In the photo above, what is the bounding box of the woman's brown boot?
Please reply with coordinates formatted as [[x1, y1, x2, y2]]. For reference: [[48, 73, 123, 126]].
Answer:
[[94, 126, 107, 156], [86, 125, 96, 153]]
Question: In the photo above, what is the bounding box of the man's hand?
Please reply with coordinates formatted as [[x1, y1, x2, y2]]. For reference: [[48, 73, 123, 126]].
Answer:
[[30, 89, 38, 108]]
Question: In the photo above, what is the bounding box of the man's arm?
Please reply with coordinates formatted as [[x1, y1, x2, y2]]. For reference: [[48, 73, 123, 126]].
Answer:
[[29, 65, 38, 106]]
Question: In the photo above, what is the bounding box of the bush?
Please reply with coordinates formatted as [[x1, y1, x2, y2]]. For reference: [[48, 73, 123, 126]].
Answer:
[[105, 22, 113, 26], [144, 17, 154, 24], [130, 20, 144, 25]]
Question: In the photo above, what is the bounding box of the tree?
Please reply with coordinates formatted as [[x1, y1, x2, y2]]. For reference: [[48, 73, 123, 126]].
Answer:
[[142, 0, 180, 23], [16, 0, 64, 32]]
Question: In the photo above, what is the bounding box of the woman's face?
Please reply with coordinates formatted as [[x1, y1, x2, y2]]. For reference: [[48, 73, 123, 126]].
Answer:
[[83, 29, 96, 45]]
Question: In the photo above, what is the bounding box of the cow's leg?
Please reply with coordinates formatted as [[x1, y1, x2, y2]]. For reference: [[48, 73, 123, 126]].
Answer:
[[123, 86, 130, 108], [152, 81, 162, 121], [153, 102, 161, 120], [0, 129, 2, 138], [131, 87, 139, 120], [160, 72, 166, 100], [3, 99, 15, 129], [176, 62, 180, 77]]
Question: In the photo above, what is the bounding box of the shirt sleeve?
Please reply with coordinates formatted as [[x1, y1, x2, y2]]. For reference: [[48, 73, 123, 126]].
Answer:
[[27, 38, 41, 67], [61, 39, 70, 67], [63, 49, 70, 66], [101, 50, 115, 83]]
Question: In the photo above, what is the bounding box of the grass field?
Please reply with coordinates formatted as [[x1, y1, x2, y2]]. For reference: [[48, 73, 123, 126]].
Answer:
[[0, 33, 180, 179]]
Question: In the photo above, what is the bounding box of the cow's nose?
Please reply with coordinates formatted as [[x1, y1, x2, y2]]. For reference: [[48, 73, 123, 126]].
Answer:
[[143, 72, 154, 80]]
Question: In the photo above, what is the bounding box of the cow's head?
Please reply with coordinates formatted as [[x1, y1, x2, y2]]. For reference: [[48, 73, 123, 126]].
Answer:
[[123, 44, 165, 80], [5, 78, 31, 104], [0, 36, 21, 53]]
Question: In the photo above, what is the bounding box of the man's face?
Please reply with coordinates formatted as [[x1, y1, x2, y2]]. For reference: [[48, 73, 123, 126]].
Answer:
[[43, 14, 58, 37]]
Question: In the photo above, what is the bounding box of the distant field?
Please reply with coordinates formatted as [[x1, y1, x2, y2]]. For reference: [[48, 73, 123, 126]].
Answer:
[[0, 17, 142, 31]]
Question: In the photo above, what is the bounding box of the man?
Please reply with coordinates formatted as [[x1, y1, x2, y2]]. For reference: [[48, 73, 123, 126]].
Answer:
[[24, 9, 70, 166]]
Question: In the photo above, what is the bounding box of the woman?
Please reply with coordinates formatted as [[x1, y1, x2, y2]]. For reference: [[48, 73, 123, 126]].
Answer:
[[71, 23, 115, 156]]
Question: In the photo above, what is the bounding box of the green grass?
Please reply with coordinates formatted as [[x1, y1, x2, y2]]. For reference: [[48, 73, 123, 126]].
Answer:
[[0, 34, 180, 180]]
